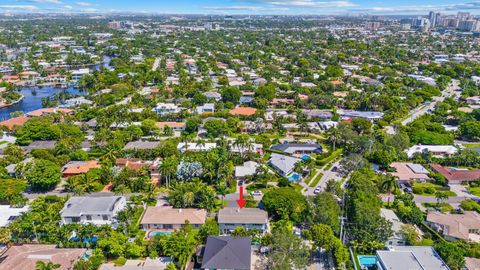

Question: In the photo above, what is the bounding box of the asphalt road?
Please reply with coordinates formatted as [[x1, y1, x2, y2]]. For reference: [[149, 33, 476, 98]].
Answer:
[[303, 161, 343, 196]]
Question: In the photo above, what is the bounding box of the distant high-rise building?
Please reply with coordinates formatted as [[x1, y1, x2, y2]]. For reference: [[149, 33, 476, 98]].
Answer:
[[365, 21, 381, 30], [457, 12, 471, 20], [428, 11, 437, 27], [107, 21, 121, 30], [459, 20, 479, 31]]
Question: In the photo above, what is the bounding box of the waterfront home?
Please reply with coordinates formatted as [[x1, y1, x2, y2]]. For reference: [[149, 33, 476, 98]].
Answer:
[[60, 196, 127, 227], [140, 206, 207, 231], [218, 207, 268, 234], [199, 236, 251, 270], [70, 68, 90, 83]]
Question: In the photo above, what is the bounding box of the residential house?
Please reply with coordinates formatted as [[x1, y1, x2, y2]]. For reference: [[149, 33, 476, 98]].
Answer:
[[390, 162, 431, 183], [152, 103, 181, 116], [0, 115, 29, 130], [26, 108, 73, 117], [466, 96, 480, 105], [268, 153, 301, 177], [140, 207, 207, 231], [199, 236, 251, 270], [58, 97, 93, 108], [375, 246, 450, 270], [405, 145, 459, 158], [123, 141, 161, 151], [0, 245, 86, 270], [337, 109, 384, 121], [427, 211, 480, 242], [70, 68, 90, 83], [0, 205, 29, 228], [177, 142, 217, 152], [196, 103, 215, 115], [380, 208, 406, 246], [203, 91, 222, 101], [271, 143, 322, 155], [229, 107, 257, 116], [60, 196, 127, 227], [302, 109, 333, 120], [218, 207, 268, 234], [235, 161, 259, 179], [156, 122, 186, 132], [22, 140, 57, 152], [62, 160, 100, 177], [431, 164, 480, 184]]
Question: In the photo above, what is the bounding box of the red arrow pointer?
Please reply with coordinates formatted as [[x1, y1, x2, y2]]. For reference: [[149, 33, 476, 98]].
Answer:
[[236, 186, 246, 209]]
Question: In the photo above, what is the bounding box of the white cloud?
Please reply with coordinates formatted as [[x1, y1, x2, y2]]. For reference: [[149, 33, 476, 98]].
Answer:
[[63, 5, 73, 9], [80, 8, 98, 12], [0, 5, 39, 10], [75, 1, 93, 6], [242, 0, 354, 8], [350, 1, 480, 13], [30, 0, 62, 4]]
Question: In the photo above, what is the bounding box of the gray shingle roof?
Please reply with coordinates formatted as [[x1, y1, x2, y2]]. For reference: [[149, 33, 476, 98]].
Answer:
[[123, 141, 161, 150], [268, 153, 301, 175], [271, 143, 322, 154], [60, 196, 124, 217], [201, 236, 251, 270]]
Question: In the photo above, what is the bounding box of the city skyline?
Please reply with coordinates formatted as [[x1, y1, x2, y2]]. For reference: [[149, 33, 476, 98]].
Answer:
[[1, 0, 480, 15]]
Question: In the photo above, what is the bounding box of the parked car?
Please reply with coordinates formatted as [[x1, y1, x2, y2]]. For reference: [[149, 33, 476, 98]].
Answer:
[[313, 187, 321, 194]]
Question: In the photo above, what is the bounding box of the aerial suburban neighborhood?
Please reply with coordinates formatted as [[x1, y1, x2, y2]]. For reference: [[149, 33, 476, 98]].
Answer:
[[0, 1, 480, 270]]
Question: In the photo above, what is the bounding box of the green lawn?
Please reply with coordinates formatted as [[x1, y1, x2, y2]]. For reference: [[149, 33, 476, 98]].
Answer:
[[412, 182, 456, 197], [423, 203, 453, 213], [468, 186, 480, 197], [463, 143, 480, 148], [309, 173, 323, 187]]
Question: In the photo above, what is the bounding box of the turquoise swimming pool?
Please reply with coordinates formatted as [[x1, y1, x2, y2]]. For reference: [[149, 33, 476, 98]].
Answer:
[[148, 231, 172, 237], [288, 172, 301, 182], [358, 255, 377, 267]]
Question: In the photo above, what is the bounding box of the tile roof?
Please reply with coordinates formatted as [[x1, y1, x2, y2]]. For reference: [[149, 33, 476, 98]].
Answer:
[[0, 244, 86, 270], [156, 122, 186, 129], [431, 164, 480, 183], [390, 162, 430, 181], [427, 211, 480, 241], [26, 108, 73, 117], [140, 207, 207, 225], [0, 115, 29, 130], [123, 141, 161, 150], [229, 107, 257, 116], [62, 160, 100, 175]]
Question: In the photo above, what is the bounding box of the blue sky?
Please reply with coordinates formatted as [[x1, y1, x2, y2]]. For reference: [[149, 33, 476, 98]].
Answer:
[[1, 0, 480, 15]]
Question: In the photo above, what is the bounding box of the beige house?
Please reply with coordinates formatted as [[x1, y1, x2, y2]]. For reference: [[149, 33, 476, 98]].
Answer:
[[427, 211, 480, 242], [140, 206, 207, 231]]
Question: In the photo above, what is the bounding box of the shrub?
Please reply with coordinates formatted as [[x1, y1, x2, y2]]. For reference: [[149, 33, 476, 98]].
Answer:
[[113, 257, 127, 266]]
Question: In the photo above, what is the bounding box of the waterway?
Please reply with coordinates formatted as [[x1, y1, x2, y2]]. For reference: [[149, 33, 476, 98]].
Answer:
[[0, 86, 83, 120], [0, 56, 112, 121]]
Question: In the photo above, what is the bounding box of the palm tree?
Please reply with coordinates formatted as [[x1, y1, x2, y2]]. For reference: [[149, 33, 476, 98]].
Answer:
[[380, 175, 398, 205], [216, 182, 228, 205], [35, 261, 60, 270], [435, 191, 448, 206], [182, 191, 195, 207]]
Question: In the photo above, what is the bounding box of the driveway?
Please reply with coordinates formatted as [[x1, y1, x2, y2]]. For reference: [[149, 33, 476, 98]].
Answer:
[[303, 161, 343, 196], [449, 184, 479, 199]]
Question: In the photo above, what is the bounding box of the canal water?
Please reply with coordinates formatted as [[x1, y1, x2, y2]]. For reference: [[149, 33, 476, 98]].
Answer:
[[0, 86, 83, 120], [0, 56, 112, 120]]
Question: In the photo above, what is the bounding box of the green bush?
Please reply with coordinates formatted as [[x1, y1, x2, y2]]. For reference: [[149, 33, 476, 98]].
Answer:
[[412, 186, 424, 194], [113, 257, 127, 266], [424, 186, 436, 194]]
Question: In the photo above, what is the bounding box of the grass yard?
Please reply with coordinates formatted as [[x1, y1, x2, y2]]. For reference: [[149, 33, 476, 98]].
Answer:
[[412, 182, 456, 197], [309, 173, 323, 187], [467, 186, 480, 197], [463, 143, 480, 148], [423, 203, 454, 213]]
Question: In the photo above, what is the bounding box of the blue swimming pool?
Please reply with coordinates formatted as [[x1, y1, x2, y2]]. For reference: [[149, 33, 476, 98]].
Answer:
[[358, 255, 377, 267], [148, 231, 172, 237], [288, 173, 301, 182]]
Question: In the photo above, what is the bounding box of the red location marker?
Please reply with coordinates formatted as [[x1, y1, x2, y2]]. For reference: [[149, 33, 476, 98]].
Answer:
[[236, 186, 246, 209]]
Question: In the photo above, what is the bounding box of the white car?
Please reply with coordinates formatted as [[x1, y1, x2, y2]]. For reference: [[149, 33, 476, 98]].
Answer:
[[251, 190, 263, 196], [313, 187, 321, 194]]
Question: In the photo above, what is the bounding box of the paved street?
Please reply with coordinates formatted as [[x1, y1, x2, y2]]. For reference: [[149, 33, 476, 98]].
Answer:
[[401, 79, 460, 126], [303, 161, 343, 196]]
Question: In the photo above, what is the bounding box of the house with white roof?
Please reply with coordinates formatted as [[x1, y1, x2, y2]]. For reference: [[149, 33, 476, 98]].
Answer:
[[177, 142, 217, 152], [196, 103, 215, 115], [152, 103, 181, 116], [0, 205, 29, 227], [405, 145, 459, 158], [268, 153, 301, 177], [60, 196, 127, 227], [235, 161, 259, 179]]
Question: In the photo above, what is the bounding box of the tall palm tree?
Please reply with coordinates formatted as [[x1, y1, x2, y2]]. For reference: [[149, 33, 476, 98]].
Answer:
[[435, 191, 448, 206], [35, 261, 60, 270], [380, 175, 398, 205], [183, 191, 195, 207]]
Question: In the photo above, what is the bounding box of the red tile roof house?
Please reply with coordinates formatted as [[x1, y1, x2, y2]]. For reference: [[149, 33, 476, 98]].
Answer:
[[229, 107, 257, 116], [62, 160, 100, 177], [0, 244, 86, 270], [140, 206, 207, 235], [431, 164, 480, 184]]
